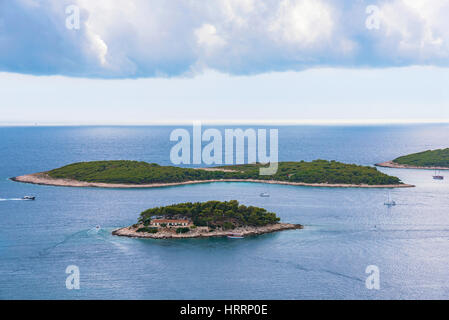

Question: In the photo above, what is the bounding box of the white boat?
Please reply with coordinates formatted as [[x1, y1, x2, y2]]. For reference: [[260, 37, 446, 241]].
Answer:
[[227, 233, 244, 239], [384, 191, 396, 207], [259, 192, 270, 197]]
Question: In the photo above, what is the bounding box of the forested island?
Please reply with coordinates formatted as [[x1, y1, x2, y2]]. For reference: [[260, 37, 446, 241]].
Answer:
[[376, 148, 449, 170], [112, 200, 303, 239], [11, 159, 413, 188]]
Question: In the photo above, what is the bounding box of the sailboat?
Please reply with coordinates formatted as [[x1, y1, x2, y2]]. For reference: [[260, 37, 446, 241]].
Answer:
[[384, 191, 396, 207], [433, 170, 444, 180]]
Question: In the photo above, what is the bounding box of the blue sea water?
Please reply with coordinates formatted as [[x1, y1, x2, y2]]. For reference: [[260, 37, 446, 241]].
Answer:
[[1, 125, 449, 299]]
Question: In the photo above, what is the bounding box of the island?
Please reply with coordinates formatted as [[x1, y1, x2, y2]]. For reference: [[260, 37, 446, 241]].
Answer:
[[112, 200, 303, 239], [376, 148, 449, 170], [11, 159, 413, 188]]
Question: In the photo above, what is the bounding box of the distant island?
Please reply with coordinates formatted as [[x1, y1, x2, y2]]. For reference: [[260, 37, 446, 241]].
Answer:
[[11, 159, 413, 188], [376, 148, 449, 170], [112, 200, 303, 239]]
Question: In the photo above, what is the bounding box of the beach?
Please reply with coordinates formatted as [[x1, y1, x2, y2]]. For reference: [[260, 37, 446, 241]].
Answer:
[[11, 172, 414, 189], [112, 223, 303, 239], [376, 161, 449, 170]]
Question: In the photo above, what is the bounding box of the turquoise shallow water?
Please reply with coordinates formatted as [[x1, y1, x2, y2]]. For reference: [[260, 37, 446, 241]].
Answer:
[[1, 125, 449, 299]]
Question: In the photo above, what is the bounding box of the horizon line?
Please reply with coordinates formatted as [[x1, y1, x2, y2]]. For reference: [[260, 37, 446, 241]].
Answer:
[[1, 119, 449, 127]]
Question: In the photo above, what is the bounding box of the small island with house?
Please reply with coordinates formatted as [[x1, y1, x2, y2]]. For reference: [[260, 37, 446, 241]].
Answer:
[[112, 200, 303, 239], [376, 148, 449, 170]]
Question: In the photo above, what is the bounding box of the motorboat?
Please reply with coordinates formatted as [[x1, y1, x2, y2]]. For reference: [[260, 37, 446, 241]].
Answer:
[[227, 233, 244, 239]]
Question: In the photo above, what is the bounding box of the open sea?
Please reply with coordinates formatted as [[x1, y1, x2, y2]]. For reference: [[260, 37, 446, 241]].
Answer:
[[1, 124, 449, 299]]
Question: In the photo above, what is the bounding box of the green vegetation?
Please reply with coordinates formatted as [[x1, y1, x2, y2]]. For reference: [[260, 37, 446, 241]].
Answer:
[[393, 149, 449, 168], [139, 200, 280, 228], [46, 160, 402, 186], [222, 221, 235, 230], [218, 160, 402, 185]]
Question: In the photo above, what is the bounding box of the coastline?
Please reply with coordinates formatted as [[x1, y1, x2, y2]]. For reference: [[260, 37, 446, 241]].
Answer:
[[376, 161, 449, 171], [112, 223, 303, 239], [10, 172, 415, 189]]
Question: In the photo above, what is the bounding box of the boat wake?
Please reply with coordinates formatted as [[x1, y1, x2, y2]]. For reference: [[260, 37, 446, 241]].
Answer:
[[0, 198, 29, 201], [88, 226, 131, 253], [38, 229, 89, 257], [38, 227, 129, 256], [87, 226, 101, 235]]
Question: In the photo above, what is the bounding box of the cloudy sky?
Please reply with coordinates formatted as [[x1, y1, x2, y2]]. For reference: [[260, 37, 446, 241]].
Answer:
[[1, 0, 449, 124]]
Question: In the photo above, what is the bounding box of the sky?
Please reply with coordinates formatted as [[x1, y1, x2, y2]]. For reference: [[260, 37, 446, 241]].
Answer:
[[1, 0, 449, 124]]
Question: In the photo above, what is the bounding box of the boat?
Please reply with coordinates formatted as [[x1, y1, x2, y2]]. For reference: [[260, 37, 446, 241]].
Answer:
[[433, 170, 444, 180], [384, 191, 396, 207], [22, 196, 36, 200], [227, 233, 244, 239], [259, 192, 270, 197]]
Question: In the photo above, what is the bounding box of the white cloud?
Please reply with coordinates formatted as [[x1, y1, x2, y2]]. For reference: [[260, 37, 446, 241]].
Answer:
[[1, 0, 449, 78], [269, 0, 335, 47], [85, 25, 108, 66], [195, 24, 227, 52], [377, 0, 449, 61], [219, 0, 258, 27]]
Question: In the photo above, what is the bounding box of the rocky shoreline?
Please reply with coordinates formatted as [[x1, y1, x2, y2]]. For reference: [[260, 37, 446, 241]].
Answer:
[[112, 223, 304, 239], [10, 172, 414, 189], [376, 161, 449, 170]]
